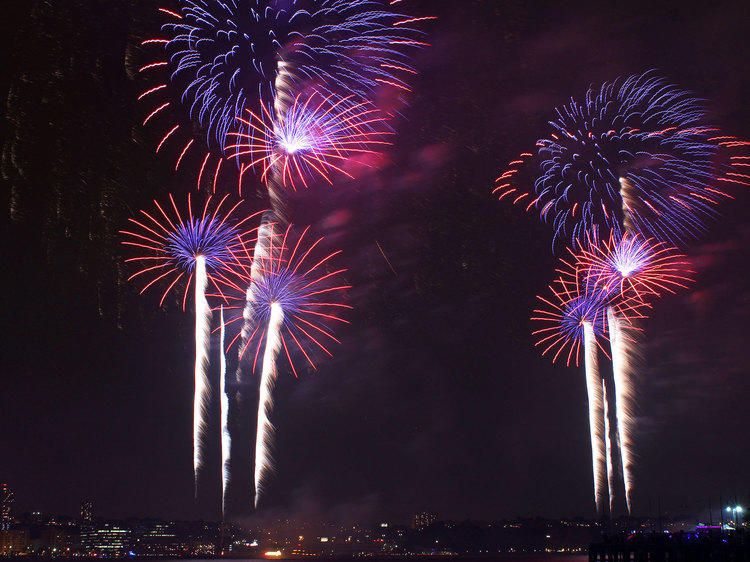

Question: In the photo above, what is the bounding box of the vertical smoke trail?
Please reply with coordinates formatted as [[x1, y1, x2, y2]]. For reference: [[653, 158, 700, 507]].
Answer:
[[237, 59, 293, 385], [602, 380, 615, 515], [583, 322, 607, 516], [618, 178, 636, 233], [607, 176, 635, 514], [236, 221, 273, 381], [268, 60, 296, 224], [245, 60, 295, 510], [254, 303, 285, 508], [194, 255, 212, 496], [608, 307, 635, 514], [219, 306, 230, 517]]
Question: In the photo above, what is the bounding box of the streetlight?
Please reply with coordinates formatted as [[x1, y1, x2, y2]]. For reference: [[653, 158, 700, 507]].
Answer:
[[725, 506, 744, 528]]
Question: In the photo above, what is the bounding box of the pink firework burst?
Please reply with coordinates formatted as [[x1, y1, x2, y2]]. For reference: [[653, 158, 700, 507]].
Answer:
[[226, 93, 392, 191], [576, 233, 695, 304]]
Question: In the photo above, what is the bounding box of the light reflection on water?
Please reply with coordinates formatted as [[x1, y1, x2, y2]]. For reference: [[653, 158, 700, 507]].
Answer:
[[173, 557, 588, 562]]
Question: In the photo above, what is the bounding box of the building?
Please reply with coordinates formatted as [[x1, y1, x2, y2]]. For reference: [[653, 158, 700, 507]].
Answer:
[[412, 512, 438, 530], [0, 528, 29, 555], [33, 526, 81, 556], [134, 521, 188, 556], [0, 484, 12, 531], [81, 523, 132, 555]]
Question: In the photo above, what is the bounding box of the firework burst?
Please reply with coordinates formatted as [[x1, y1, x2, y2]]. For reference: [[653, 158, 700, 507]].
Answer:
[[218, 224, 351, 374], [494, 72, 745, 247], [120, 194, 260, 306], [138, 1, 432, 190], [227, 92, 392, 190], [121, 194, 262, 494], [212, 223, 350, 506], [532, 277, 611, 367], [576, 232, 694, 303], [532, 251, 651, 368]]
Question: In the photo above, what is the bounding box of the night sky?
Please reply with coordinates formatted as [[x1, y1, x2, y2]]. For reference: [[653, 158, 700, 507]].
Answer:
[[2, 0, 748, 523]]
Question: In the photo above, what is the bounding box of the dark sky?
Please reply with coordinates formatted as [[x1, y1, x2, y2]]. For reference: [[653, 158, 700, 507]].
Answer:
[[1, 0, 748, 523]]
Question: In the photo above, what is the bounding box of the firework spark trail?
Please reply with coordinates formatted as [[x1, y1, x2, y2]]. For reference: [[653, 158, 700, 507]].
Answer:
[[583, 322, 607, 516], [608, 307, 635, 514], [602, 378, 616, 516], [611, 178, 636, 515], [619, 178, 636, 233], [216, 223, 350, 508], [193, 255, 211, 495], [254, 303, 284, 508], [236, 219, 273, 381], [219, 306, 230, 517], [121, 194, 261, 498]]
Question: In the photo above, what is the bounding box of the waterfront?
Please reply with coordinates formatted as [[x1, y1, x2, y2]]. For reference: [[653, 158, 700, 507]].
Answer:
[[171, 558, 588, 562]]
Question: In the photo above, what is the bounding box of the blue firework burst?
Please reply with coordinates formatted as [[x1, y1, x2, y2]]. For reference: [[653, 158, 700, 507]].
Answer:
[[120, 193, 261, 307], [495, 72, 736, 248], [143, 0, 430, 155], [532, 277, 610, 366], [166, 215, 242, 272]]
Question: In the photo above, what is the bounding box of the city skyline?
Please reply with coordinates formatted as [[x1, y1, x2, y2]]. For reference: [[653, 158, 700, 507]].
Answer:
[[2, 0, 749, 525], [0, 485, 745, 558]]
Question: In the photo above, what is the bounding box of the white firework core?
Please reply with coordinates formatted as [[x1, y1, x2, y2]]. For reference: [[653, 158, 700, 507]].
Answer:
[[254, 302, 285, 508], [608, 307, 635, 514], [220, 306, 230, 518], [193, 255, 211, 495], [583, 322, 607, 516]]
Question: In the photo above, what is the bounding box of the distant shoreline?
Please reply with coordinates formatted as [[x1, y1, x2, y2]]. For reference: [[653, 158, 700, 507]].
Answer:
[[0, 554, 589, 561]]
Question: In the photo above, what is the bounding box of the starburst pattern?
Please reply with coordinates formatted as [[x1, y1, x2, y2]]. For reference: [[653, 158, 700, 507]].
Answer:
[[216, 223, 351, 376], [227, 92, 392, 190], [120, 193, 261, 308], [494, 72, 746, 247]]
